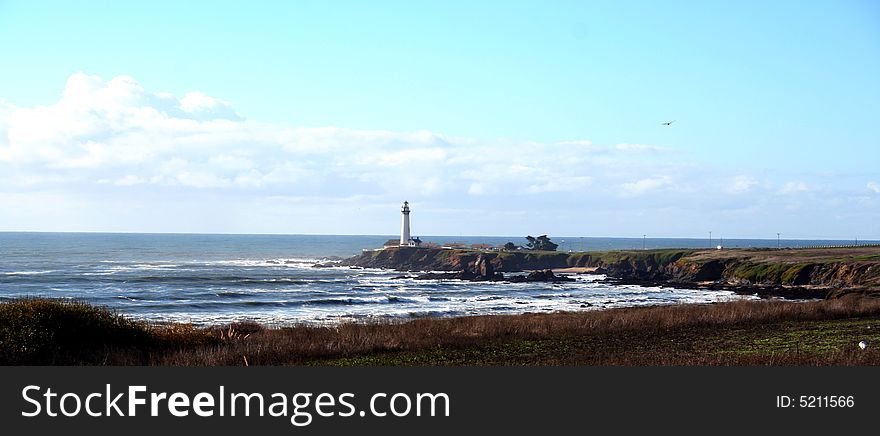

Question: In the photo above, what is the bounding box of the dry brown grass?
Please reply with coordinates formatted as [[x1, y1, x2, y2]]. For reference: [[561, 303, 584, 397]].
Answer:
[[152, 296, 880, 366], [687, 246, 880, 263], [4, 297, 880, 365]]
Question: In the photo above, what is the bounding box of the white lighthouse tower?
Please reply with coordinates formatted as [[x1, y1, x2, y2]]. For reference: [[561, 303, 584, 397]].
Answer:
[[400, 201, 411, 246]]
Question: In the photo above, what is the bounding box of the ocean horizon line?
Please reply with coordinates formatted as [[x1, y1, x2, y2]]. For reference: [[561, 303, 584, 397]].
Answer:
[[0, 230, 877, 243]]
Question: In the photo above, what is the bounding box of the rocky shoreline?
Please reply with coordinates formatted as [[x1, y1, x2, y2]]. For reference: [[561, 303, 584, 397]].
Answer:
[[341, 246, 880, 299], [601, 276, 832, 300], [397, 254, 575, 283]]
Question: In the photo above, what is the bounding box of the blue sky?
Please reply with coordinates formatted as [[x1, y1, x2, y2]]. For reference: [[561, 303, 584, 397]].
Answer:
[[0, 0, 878, 238]]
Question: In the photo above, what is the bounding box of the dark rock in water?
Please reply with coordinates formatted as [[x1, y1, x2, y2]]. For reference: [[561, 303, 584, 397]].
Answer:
[[412, 272, 450, 281], [415, 270, 504, 281], [266, 260, 280, 264], [413, 267, 574, 283], [475, 254, 494, 278], [414, 254, 505, 281], [403, 253, 577, 283], [311, 263, 337, 268], [508, 269, 575, 283], [726, 284, 830, 300]]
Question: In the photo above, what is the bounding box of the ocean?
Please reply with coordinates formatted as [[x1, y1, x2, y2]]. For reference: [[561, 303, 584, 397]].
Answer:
[[1, 233, 870, 326]]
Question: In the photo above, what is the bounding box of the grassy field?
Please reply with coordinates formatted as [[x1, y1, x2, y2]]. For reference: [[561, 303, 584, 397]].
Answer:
[[2, 297, 880, 366], [684, 246, 880, 263]]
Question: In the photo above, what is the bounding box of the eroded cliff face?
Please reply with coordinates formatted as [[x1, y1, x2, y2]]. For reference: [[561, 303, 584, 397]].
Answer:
[[342, 247, 880, 297], [574, 253, 880, 297], [341, 247, 571, 272]]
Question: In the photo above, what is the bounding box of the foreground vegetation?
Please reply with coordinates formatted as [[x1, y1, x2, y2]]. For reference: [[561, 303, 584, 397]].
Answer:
[[3, 297, 880, 365]]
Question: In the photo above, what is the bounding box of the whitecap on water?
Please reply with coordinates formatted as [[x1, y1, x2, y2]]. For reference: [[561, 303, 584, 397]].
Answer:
[[3, 270, 56, 275]]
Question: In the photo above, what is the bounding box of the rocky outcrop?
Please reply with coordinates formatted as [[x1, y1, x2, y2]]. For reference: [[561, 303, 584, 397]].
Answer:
[[413, 254, 505, 281], [580, 251, 880, 298], [410, 254, 573, 282], [474, 255, 498, 279], [342, 247, 576, 272], [343, 246, 880, 298], [508, 269, 574, 283], [413, 268, 574, 283]]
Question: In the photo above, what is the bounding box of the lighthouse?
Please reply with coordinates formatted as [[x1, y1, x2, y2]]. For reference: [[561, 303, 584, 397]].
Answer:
[[400, 201, 411, 245]]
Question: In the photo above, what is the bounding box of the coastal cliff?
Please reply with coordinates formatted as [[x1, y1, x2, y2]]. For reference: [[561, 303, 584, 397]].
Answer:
[[342, 246, 880, 297], [342, 246, 573, 272]]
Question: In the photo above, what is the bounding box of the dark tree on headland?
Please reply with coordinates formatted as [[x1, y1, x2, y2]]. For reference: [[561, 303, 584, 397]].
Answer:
[[525, 235, 558, 251], [502, 242, 518, 251]]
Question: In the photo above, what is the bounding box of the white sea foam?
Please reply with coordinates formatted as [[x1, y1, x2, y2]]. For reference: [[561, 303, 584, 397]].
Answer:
[[4, 270, 55, 275], [3, 254, 757, 327], [101, 264, 180, 272]]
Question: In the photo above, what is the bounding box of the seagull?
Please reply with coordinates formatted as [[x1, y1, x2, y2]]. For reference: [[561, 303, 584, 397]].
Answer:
[[661, 120, 675, 126], [859, 340, 868, 350]]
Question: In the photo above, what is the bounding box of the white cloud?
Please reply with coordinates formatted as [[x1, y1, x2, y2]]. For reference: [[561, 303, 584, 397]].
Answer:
[[467, 183, 487, 195], [614, 143, 669, 153], [558, 139, 604, 153], [179, 91, 242, 120], [374, 148, 448, 167], [14, 73, 874, 235], [778, 181, 809, 195], [207, 154, 256, 171], [109, 175, 145, 186], [173, 170, 234, 189], [526, 176, 592, 193], [621, 176, 673, 196], [727, 175, 758, 194], [3, 73, 695, 208], [0, 99, 15, 148]]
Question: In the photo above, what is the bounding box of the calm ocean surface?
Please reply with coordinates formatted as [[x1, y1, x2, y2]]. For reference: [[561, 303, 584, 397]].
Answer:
[[1, 233, 872, 325]]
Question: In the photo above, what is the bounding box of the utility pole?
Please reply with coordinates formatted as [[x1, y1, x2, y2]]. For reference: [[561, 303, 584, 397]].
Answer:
[[777, 232, 781, 249], [709, 231, 712, 248], [643, 234, 646, 250]]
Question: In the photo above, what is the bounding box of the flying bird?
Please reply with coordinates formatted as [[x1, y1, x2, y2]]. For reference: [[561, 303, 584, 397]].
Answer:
[[661, 120, 675, 126]]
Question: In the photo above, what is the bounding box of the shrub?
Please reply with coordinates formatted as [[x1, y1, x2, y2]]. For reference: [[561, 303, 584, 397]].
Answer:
[[0, 298, 150, 364]]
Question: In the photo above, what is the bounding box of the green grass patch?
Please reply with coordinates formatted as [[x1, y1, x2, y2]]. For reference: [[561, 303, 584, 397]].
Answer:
[[780, 263, 808, 284], [725, 318, 880, 356], [313, 317, 880, 366], [573, 249, 695, 267], [733, 263, 789, 283], [312, 337, 592, 366]]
